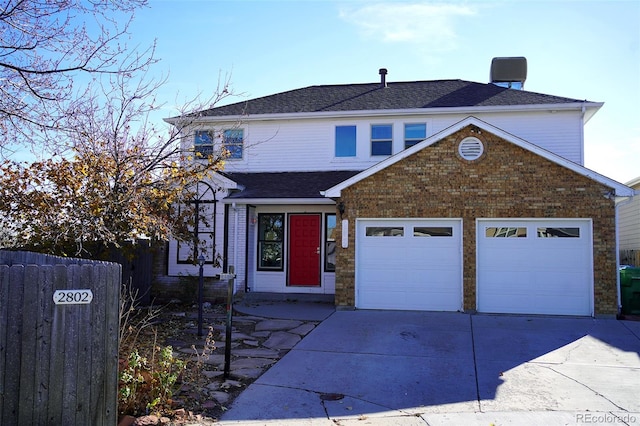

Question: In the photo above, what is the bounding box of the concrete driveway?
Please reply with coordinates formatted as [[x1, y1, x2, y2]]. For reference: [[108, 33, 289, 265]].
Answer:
[[219, 310, 640, 425]]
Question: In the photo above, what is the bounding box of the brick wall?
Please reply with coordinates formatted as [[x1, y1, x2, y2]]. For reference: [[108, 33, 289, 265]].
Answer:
[[334, 125, 618, 315]]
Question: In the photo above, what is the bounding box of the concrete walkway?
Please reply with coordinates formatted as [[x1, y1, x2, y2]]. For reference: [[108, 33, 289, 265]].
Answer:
[[218, 310, 640, 425]]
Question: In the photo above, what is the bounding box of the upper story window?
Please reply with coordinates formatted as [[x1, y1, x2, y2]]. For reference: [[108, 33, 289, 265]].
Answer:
[[223, 129, 244, 159], [404, 123, 426, 149], [194, 130, 214, 157], [371, 124, 392, 156], [335, 125, 356, 157]]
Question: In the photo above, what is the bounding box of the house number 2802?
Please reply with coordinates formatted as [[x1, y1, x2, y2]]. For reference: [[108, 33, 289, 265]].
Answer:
[[53, 289, 93, 305]]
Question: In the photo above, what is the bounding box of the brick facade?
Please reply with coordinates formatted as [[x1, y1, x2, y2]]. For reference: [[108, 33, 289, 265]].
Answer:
[[334, 125, 618, 316]]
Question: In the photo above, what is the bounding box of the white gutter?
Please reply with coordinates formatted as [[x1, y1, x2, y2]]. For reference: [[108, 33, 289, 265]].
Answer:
[[165, 102, 603, 124]]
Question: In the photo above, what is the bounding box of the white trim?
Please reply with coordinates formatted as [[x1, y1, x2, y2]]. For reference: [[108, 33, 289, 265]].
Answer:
[[166, 102, 602, 124], [322, 116, 634, 198], [221, 198, 336, 205]]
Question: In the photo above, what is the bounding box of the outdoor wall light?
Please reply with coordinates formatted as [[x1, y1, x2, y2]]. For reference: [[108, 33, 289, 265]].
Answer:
[[338, 201, 345, 218]]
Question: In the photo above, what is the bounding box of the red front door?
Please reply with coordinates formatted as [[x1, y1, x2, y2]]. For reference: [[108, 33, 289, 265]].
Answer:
[[288, 214, 321, 286]]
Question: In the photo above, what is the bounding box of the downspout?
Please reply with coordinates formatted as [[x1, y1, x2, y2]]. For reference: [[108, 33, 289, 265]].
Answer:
[[580, 103, 586, 165]]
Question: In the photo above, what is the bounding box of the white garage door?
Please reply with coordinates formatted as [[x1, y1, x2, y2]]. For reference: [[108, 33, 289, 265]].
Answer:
[[356, 219, 462, 311], [477, 219, 593, 316]]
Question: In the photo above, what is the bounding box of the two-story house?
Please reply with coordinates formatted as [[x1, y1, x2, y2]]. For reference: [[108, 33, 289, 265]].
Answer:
[[164, 59, 634, 317]]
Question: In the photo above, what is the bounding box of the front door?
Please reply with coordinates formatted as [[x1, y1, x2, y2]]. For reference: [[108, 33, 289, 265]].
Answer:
[[288, 214, 321, 286]]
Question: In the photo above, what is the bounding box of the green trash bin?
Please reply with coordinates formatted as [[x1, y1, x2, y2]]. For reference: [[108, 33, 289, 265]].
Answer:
[[620, 266, 640, 315]]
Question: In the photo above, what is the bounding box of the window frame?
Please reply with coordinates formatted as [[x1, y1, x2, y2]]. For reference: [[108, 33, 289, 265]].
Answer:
[[335, 125, 357, 157], [324, 214, 337, 272], [223, 128, 244, 160], [257, 213, 285, 271], [371, 124, 393, 156], [404, 123, 426, 149], [194, 130, 215, 157]]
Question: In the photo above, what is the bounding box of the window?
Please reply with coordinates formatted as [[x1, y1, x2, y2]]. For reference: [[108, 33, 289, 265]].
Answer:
[[365, 226, 404, 237], [404, 123, 426, 149], [194, 130, 214, 157], [371, 124, 392, 156], [486, 227, 527, 238], [537, 227, 580, 238], [414, 227, 453, 237], [335, 126, 356, 157], [325, 214, 336, 272], [258, 214, 284, 270], [223, 129, 244, 159]]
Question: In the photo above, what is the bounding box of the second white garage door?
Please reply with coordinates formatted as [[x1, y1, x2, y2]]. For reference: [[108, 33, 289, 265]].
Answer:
[[477, 219, 593, 316], [356, 219, 462, 311]]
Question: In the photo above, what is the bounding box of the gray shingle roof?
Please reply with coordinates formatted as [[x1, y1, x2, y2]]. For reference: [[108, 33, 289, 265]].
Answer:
[[223, 171, 361, 199], [199, 79, 587, 117]]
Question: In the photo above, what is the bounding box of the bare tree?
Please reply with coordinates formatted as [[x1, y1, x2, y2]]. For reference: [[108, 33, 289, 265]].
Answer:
[[0, 0, 154, 154], [0, 68, 236, 256]]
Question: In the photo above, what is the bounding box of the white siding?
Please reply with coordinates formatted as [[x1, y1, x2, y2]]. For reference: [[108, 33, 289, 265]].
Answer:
[[619, 183, 640, 250], [192, 109, 585, 174]]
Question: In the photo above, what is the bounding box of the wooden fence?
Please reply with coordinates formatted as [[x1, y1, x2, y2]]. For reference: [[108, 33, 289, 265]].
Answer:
[[0, 250, 121, 426], [621, 250, 640, 267]]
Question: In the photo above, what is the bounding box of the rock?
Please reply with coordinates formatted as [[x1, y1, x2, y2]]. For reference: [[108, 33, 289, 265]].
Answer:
[[289, 323, 316, 336], [209, 391, 231, 404], [250, 331, 270, 338], [220, 379, 243, 389], [262, 331, 301, 350], [202, 370, 224, 379], [133, 415, 159, 426], [199, 354, 226, 365], [255, 319, 302, 331], [232, 348, 280, 358], [226, 357, 274, 369], [243, 339, 259, 346], [230, 368, 264, 379]]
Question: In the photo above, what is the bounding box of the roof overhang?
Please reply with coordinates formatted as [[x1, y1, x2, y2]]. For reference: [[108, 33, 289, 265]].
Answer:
[[220, 198, 336, 205], [165, 102, 603, 125], [321, 116, 634, 200]]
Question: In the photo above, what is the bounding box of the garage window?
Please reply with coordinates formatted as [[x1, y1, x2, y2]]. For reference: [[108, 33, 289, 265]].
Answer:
[[414, 227, 453, 237], [537, 227, 580, 238], [486, 227, 527, 238], [365, 226, 404, 237]]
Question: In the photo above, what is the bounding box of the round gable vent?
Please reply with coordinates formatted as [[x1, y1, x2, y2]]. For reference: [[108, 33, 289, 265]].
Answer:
[[458, 137, 484, 161]]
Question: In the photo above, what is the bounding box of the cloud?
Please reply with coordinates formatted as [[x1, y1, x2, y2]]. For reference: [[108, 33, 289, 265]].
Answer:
[[339, 2, 476, 50]]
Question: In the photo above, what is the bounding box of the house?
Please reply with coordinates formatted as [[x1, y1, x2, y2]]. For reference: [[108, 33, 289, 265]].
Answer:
[[619, 176, 640, 265], [163, 58, 635, 317]]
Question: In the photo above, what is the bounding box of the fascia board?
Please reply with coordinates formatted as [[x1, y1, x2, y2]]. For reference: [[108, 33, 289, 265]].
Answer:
[[166, 102, 603, 124], [220, 198, 336, 205]]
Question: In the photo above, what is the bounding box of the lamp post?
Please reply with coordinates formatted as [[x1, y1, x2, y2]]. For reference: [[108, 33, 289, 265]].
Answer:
[[197, 254, 205, 337]]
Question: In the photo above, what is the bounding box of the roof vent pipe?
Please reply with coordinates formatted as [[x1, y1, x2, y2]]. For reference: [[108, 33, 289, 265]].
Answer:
[[379, 68, 388, 87]]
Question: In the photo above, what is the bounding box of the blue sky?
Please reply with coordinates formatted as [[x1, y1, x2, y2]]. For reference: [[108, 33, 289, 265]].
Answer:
[[132, 0, 639, 184]]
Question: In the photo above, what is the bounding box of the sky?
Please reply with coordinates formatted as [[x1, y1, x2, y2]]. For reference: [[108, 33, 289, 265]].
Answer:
[[130, 0, 640, 184]]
